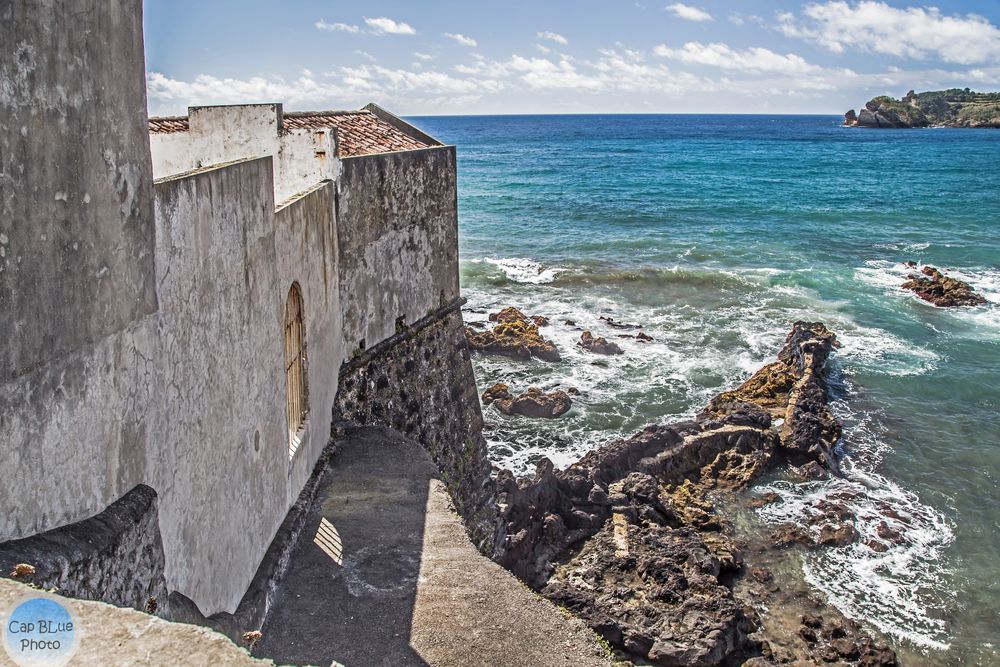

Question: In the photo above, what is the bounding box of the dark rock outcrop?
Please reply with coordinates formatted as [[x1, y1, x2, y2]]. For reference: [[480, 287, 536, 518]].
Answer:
[[490, 321, 892, 666], [579, 331, 624, 355], [482, 383, 572, 419], [465, 307, 561, 362], [599, 315, 641, 330], [901, 265, 987, 307]]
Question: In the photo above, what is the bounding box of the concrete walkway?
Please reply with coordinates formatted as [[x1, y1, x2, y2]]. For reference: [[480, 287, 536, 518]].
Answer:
[[255, 427, 612, 667]]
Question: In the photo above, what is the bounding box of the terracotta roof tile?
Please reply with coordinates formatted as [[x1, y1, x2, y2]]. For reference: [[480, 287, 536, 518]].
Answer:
[[283, 111, 432, 157], [148, 116, 189, 133], [148, 110, 433, 157]]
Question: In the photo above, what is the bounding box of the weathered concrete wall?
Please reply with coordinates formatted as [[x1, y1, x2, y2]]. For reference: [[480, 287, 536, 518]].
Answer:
[[0, 0, 154, 540], [336, 146, 460, 360], [0, 484, 168, 616], [0, 0, 156, 379], [1, 0, 467, 628], [150, 104, 340, 203], [274, 183, 342, 502], [335, 301, 499, 554], [148, 160, 342, 616]]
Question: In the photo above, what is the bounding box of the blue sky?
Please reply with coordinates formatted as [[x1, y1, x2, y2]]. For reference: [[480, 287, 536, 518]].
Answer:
[[144, 1, 1000, 115]]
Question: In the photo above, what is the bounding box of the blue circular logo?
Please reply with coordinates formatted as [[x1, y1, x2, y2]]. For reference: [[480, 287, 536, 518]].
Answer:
[[3, 597, 77, 666]]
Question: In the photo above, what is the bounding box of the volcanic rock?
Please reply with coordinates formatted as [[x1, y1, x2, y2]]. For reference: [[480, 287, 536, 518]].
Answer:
[[901, 265, 987, 307], [465, 307, 561, 361], [818, 522, 859, 547], [579, 331, 624, 355], [482, 384, 572, 419], [599, 315, 641, 330], [490, 321, 894, 666]]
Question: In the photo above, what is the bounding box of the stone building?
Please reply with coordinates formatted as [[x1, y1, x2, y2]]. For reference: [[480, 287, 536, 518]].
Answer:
[[0, 0, 495, 634]]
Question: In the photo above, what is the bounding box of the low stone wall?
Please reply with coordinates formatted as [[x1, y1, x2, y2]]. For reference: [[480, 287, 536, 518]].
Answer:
[[0, 484, 168, 616], [334, 298, 500, 553]]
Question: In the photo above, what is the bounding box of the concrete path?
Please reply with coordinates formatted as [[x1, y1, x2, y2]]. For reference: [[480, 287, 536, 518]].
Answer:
[[255, 427, 612, 667]]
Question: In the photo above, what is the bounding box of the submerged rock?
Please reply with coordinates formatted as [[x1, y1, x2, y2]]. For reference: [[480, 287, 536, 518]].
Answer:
[[579, 331, 624, 355], [465, 307, 561, 361], [599, 315, 642, 330], [818, 522, 859, 547], [482, 384, 572, 419], [901, 265, 987, 307]]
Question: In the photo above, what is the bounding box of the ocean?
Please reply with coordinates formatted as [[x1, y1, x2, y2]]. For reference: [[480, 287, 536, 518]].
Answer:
[[410, 114, 1000, 665]]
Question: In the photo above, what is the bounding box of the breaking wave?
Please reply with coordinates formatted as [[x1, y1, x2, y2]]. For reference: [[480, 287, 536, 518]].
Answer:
[[755, 396, 956, 651]]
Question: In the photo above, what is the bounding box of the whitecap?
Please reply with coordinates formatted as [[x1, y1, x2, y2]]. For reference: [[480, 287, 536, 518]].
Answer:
[[755, 400, 956, 651], [482, 257, 565, 284]]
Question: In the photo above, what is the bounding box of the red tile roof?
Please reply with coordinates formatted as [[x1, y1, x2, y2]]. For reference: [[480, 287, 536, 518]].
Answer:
[[283, 111, 432, 157], [148, 116, 189, 133], [148, 110, 434, 157]]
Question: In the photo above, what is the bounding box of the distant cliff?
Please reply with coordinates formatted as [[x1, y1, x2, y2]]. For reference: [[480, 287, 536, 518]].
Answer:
[[844, 88, 1000, 128]]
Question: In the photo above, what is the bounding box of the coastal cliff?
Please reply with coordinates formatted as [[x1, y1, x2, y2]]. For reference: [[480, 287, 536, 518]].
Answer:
[[845, 88, 1000, 128]]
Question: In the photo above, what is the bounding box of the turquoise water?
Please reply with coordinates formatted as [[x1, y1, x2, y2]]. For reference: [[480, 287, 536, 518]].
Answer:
[[412, 114, 1000, 664]]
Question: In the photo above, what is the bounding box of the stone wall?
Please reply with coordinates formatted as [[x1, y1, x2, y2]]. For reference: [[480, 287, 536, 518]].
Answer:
[[0, 0, 470, 628], [334, 301, 499, 553], [150, 104, 340, 204], [0, 484, 168, 615], [336, 146, 460, 357], [0, 0, 154, 543]]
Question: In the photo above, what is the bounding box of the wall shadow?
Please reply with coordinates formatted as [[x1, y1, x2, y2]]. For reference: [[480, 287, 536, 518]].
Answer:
[[255, 426, 432, 667]]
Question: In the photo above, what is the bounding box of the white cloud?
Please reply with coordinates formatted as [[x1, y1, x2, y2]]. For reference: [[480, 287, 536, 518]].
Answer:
[[537, 31, 569, 45], [146, 71, 347, 112], [414, 52, 434, 61], [444, 32, 477, 47], [355, 51, 376, 62], [535, 44, 551, 54], [967, 67, 1000, 84], [507, 55, 604, 90], [149, 42, 971, 116], [363, 16, 416, 36], [315, 20, 359, 33], [665, 3, 713, 22], [779, 2, 1000, 65], [654, 42, 820, 74]]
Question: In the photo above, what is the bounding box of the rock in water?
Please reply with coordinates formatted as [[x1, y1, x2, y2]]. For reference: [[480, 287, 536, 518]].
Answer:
[[491, 321, 895, 666], [901, 265, 987, 307], [579, 331, 624, 355], [465, 307, 561, 361], [482, 384, 572, 419], [844, 109, 858, 126]]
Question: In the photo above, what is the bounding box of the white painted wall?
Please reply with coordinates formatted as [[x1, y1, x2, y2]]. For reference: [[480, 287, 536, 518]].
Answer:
[[149, 104, 341, 204], [148, 158, 343, 614]]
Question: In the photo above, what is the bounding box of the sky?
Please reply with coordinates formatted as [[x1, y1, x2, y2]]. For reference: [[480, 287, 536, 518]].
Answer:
[[143, 0, 1000, 116]]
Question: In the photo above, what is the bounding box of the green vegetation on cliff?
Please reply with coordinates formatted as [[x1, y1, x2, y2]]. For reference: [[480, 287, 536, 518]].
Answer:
[[845, 88, 1000, 128]]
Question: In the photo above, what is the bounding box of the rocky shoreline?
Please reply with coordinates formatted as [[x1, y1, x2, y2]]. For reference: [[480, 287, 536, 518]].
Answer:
[[844, 88, 1000, 128], [469, 313, 897, 666]]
